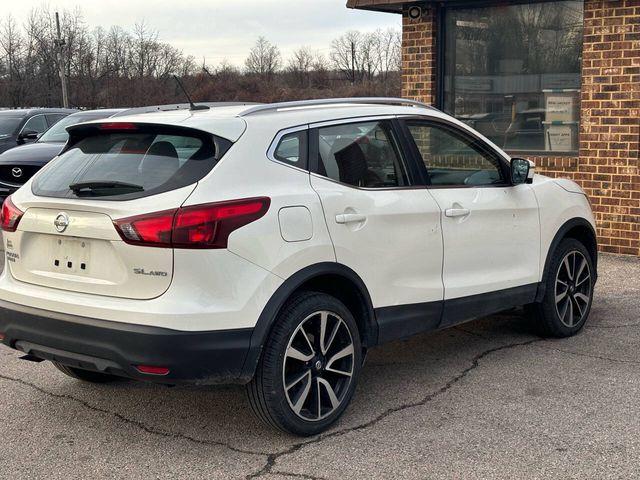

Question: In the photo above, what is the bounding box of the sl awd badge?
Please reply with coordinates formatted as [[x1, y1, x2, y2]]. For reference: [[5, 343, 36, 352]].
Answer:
[[54, 212, 70, 233]]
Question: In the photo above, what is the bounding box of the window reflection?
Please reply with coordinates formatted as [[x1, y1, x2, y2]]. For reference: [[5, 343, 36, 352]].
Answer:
[[443, 1, 583, 153]]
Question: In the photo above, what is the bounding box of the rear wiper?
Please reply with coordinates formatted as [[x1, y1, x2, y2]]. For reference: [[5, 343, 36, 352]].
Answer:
[[69, 181, 144, 196]]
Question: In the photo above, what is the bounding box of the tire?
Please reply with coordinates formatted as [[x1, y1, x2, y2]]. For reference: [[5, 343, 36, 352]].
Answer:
[[528, 238, 595, 338], [52, 362, 120, 383], [247, 291, 362, 436]]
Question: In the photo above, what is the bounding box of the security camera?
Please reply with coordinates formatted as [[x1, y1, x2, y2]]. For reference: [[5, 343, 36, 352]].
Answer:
[[408, 6, 422, 19]]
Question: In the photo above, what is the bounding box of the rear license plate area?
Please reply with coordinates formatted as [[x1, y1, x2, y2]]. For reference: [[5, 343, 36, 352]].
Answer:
[[52, 237, 90, 273]]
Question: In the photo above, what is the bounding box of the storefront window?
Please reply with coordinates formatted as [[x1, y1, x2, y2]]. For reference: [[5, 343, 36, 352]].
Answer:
[[443, 1, 583, 153]]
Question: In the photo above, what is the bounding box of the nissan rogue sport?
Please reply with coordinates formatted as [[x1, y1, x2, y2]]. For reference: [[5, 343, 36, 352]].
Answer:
[[0, 98, 597, 436]]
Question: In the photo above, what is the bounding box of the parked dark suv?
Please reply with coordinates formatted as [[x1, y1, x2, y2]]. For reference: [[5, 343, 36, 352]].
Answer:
[[0, 109, 76, 154]]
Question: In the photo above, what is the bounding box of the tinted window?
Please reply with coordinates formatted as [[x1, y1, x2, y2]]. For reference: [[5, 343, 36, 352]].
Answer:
[[443, 1, 583, 153], [0, 116, 22, 137], [273, 131, 307, 169], [32, 127, 231, 200], [316, 121, 409, 188], [22, 115, 48, 134], [46, 114, 67, 127], [406, 121, 505, 186]]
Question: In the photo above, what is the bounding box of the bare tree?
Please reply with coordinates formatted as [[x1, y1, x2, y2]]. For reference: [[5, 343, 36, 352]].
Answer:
[[373, 28, 401, 81], [0, 15, 26, 106], [244, 36, 281, 79], [0, 10, 400, 108], [330, 28, 401, 84], [330, 30, 363, 84], [286, 46, 314, 87]]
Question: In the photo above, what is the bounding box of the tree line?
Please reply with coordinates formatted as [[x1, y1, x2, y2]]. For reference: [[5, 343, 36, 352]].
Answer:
[[0, 7, 401, 109]]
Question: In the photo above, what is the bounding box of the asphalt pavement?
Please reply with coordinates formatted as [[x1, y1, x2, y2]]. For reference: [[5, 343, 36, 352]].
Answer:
[[0, 253, 639, 479]]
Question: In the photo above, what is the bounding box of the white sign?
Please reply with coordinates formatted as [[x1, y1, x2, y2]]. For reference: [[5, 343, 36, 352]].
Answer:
[[545, 125, 575, 152], [546, 96, 575, 122]]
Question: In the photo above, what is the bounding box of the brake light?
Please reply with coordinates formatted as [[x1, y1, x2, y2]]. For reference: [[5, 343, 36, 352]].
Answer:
[[113, 197, 270, 249], [99, 122, 137, 130], [114, 209, 175, 247], [1, 196, 24, 232]]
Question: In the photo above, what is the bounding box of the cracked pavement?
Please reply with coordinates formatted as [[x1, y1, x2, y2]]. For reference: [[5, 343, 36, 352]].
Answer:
[[0, 254, 639, 479]]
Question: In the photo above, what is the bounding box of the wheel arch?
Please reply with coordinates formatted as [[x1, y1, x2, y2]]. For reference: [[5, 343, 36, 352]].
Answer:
[[536, 217, 598, 302], [240, 262, 377, 381]]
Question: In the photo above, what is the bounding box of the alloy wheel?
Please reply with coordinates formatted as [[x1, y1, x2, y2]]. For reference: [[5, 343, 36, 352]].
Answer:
[[282, 310, 355, 421], [554, 250, 592, 328]]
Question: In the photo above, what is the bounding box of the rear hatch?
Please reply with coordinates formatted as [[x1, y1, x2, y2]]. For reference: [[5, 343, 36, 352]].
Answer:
[[6, 121, 234, 300]]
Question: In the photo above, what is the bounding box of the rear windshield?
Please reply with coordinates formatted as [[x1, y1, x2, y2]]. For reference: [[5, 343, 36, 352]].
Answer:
[[32, 126, 231, 200]]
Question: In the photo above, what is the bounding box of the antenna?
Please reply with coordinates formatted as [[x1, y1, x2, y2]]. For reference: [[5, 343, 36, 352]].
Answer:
[[172, 75, 209, 111]]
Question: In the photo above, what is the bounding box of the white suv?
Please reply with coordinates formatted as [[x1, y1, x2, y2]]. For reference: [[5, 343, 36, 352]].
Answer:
[[0, 98, 597, 435]]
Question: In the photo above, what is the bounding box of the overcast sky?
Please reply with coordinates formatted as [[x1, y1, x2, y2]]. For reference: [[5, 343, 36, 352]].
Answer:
[[6, 0, 400, 66]]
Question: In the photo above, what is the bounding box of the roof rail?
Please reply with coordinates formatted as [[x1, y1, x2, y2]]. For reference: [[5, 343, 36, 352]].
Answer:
[[238, 97, 433, 117], [112, 102, 259, 117]]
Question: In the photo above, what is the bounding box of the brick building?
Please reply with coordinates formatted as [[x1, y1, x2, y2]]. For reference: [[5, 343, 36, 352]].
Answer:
[[347, 0, 640, 255]]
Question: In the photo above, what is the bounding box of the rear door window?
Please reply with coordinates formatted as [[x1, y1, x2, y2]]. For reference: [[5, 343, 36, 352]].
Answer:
[[314, 120, 410, 188], [32, 125, 231, 200]]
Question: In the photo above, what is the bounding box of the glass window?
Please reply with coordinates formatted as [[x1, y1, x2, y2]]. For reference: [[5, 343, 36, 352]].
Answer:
[[273, 130, 308, 169], [45, 114, 67, 127], [32, 128, 231, 201], [443, 1, 583, 153], [316, 120, 409, 188], [0, 116, 22, 137], [406, 121, 505, 186], [22, 115, 48, 134]]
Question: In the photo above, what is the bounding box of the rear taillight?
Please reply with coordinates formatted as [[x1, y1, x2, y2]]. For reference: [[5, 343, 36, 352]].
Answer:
[[114, 209, 175, 248], [1, 196, 24, 232], [113, 197, 270, 249]]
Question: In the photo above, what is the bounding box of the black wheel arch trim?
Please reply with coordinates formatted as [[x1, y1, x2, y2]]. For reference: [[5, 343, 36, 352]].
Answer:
[[535, 217, 598, 302], [240, 262, 377, 381]]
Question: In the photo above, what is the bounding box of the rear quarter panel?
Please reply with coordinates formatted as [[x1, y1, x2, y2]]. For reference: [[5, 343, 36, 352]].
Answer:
[[184, 124, 336, 280]]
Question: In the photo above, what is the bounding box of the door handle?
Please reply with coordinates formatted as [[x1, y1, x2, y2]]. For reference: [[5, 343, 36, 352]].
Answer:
[[335, 213, 367, 224], [444, 208, 470, 218]]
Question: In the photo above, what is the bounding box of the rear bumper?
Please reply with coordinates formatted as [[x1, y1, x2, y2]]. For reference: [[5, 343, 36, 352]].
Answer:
[[0, 299, 254, 385]]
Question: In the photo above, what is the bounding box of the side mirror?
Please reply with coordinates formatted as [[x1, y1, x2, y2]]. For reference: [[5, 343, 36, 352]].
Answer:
[[18, 130, 39, 143], [511, 157, 535, 185]]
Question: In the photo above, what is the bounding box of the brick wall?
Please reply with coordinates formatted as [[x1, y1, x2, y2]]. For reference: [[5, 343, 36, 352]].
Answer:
[[401, 0, 640, 256], [401, 6, 437, 102], [578, 0, 640, 255]]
